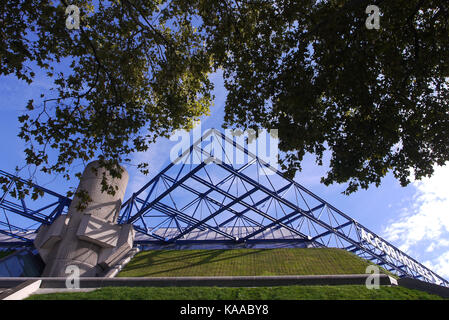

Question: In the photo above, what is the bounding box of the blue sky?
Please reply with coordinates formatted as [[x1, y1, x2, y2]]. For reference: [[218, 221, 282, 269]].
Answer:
[[1, 68, 448, 280]]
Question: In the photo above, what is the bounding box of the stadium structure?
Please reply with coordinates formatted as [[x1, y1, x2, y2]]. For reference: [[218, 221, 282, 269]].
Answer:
[[0, 129, 448, 287]]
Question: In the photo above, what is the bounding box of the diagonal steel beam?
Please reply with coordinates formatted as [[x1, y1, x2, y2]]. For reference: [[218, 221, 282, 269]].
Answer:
[[218, 183, 293, 227], [132, 225, 166, 242], [151, 201, 236, 241], [242, 209, 309, 241], [270, 203, 326, 233], [246, 203, 327, 241], [311, 221, 354, 241], [0, 200, 51, 225], [212, 161, 409, 276], [160, 174, 265, 229], [127, 162, 207, 224], [0, 229, 32, 243], [167, 158, 257, 218], [170, 187, 259, 242], [190, 174, 309, 240]]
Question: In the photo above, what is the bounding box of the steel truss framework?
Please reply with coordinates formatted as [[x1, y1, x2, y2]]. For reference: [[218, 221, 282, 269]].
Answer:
[[0, 170, 71, 245], [0, 129, 448, 287]]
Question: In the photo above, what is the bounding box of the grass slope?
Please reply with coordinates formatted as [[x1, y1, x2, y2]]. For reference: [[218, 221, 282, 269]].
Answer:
[[118, 248, 392, 277], [27, 285, 444, 300]]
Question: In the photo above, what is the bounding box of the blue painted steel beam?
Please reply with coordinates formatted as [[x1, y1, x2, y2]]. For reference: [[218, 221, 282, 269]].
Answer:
[[0, 170, 71, 244], [127, 162, 207, 224], [218, 183, 294, 228], [0, 200, 54, 225], [170, 187, 259, 242], [189, 173, 309, 240], [132, 225, 167, 242], [311, 221, 353, 241], [134, 238, 313, 245], [209, 129, 418, 280], [151, 202, 236, 241], [241, 209, 309, 241], [0, 229, 32, 243], [160, 174, 266, 230], [171, 159, 257, 216], [1, 128, 448, 287], [135, 198, 208, 231], [243, 203, 328, 242], [209, 160, 407, 277], [270, 203, 325, 234], [120, 134, 218, 223], [0, 221, 29, 233], [0, 170, 72, 200]]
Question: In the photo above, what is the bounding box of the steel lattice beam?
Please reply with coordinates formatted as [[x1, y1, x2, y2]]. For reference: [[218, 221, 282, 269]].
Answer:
[[118, 129, 449, 287], [0, 129, 447, 287], [0, 170, 71, 244]]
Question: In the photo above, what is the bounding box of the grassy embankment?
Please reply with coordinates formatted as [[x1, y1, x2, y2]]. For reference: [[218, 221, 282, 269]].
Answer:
[[27, 285, 444, 300], [117, 248, 396, 278], [30, 248, 442, 300]]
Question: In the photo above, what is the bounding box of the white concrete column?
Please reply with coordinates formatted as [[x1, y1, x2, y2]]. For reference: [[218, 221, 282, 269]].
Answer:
[[40, 161, 130, 277]]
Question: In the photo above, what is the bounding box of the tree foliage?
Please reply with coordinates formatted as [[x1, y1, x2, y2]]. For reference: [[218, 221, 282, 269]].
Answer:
[[1, 0, 448, 200], [201, 0, 449, 193], [2, 0, 213, 200]]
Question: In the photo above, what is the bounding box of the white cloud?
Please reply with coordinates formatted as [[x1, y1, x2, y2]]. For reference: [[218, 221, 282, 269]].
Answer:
[[125, 137, 173, 196], [383, 164, 449, 278], [426, 239, 449, 253], [424, 251, 449, 279]]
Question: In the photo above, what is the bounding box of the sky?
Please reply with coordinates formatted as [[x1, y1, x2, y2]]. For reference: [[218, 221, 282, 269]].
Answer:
[[1, 67, 448, 280]]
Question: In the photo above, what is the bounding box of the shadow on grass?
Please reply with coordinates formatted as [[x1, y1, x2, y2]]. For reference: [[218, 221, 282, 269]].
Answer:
[[120, 249, 271, 276], [118, 248, 396, 278]]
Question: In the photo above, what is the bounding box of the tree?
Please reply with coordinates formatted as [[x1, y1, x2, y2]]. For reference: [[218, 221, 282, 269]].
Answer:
[[201, 0, 449, 193], [1, 0, 213, 203], [0, 0, 448, 203]]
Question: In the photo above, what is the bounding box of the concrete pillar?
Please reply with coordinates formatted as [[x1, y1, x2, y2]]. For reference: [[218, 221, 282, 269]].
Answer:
[[35, 161, 135, 277]]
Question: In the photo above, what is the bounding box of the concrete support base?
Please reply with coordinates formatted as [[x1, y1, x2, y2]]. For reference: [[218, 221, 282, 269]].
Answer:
[[34, 161, 135, 277]]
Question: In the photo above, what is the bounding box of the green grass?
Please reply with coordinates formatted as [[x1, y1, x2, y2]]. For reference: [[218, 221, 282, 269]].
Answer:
[[27, 285, 444, 300], [118, 248, 394, 277], [27, 248, 438, 300], [0, 250, 14, 260]]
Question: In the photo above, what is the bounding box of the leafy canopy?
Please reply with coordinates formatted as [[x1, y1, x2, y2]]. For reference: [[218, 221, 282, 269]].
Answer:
[[202, 0, 449, 193], [1, 0, 448, 200]]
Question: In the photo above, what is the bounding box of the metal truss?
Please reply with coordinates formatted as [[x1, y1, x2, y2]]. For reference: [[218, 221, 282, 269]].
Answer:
[[0, 170, 71, 245], [0, 129, 447, 287], [118, 129, 449, 287]]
